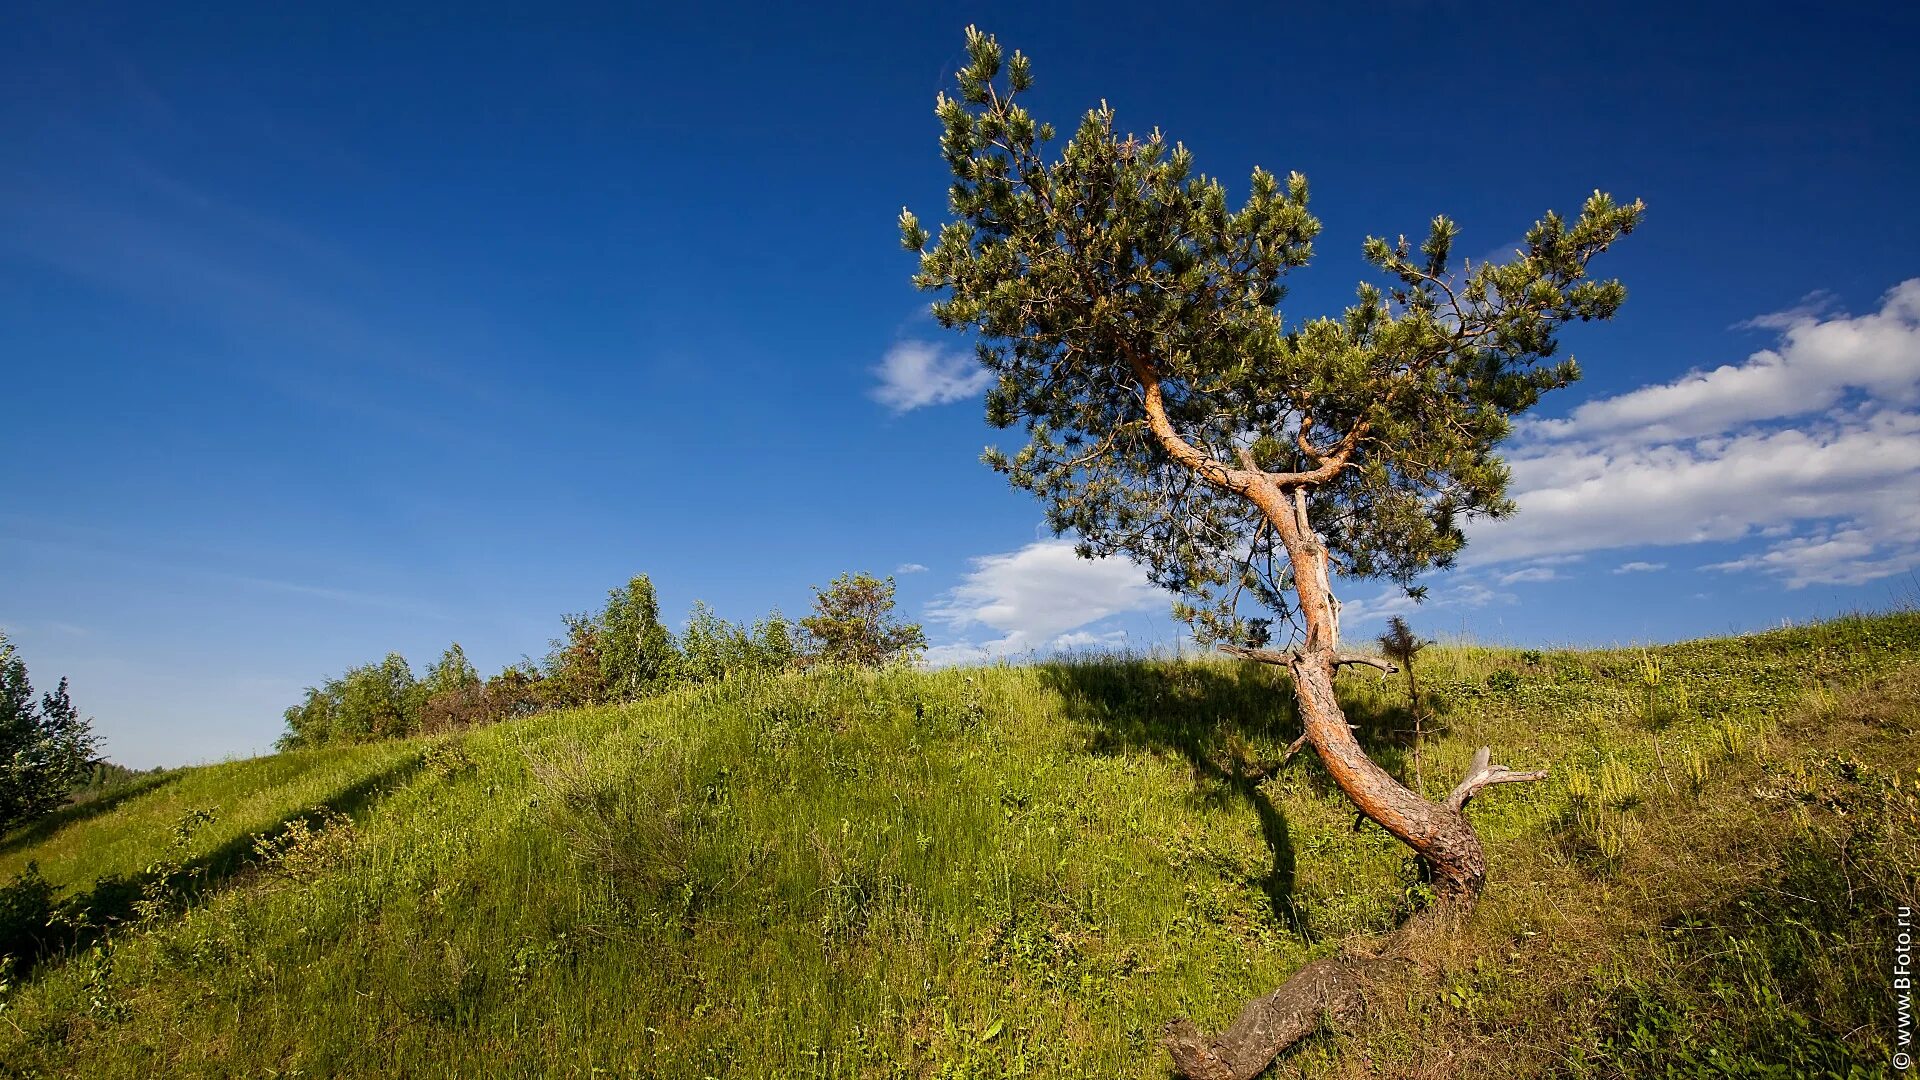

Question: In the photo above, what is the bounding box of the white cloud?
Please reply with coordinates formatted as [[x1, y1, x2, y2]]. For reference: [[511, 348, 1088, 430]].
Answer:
[[1051, 629, 1130, 650], [1464, 281, 1920, 589], [894, 562, 929, 574], [870, 341, 993, 412], [1703, 525, 1920, 588], [1497, 566, 1560, 585], [1473, 409, 1920, 576], [920, 641, 999, 667], [1612, 561, 1667, 574], [923, 539, 1162, 664], [1525, 280, 1920, 444], [1340, 578, 1511, 629]]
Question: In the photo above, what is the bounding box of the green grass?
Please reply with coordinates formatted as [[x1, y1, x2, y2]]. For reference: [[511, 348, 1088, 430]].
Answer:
[[1, 613, 1915, 1078]]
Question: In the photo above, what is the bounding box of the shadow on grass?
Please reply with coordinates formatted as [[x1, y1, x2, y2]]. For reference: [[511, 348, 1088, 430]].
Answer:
[[2, 752, 425, 978], [1038, 659, 1418, 941], [0, 771, 185, 858]]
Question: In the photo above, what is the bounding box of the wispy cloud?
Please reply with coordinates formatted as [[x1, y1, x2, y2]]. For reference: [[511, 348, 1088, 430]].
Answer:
[[0, 616, 89, 639], [0, 515, 450, 622], [0, 158, 529, 444], [1341, 578, 1511, 630], [211, 573, 450, 620], [1050, 629, 1130, 650], [894, 562, 929, 574], [870, 341, 993, 412], [1731, 289, 1838, 331], [1702, 525, 1920, 589], [1612, 561, 1667, 574]]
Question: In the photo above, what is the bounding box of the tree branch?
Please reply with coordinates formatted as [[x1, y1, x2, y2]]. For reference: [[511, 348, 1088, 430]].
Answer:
[[1333, 652, 1399, 674], [1444, 746, 1548, 812], [1216, 643, 1293, 666], [1280, 730, 1309, 762], [1123, 343, 1262, 496], [1264, 419, 1370, 488], [1215, 643, 1398, 674]]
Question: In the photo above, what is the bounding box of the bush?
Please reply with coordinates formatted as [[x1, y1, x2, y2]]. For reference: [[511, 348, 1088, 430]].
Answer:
[[483, 665, 545, 720], [419, 684, 490, 734], [681, 603, 798, 683], [0, 863, 57, 962]]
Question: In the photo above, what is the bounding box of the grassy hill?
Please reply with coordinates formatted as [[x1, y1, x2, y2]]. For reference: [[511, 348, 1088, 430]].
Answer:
[[2, 613, 1915, 1078]]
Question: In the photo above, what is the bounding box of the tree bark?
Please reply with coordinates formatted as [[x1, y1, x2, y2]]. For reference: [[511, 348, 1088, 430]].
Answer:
[[1267, 498, 1490, 903], [1162, 495, 1542, 1078]]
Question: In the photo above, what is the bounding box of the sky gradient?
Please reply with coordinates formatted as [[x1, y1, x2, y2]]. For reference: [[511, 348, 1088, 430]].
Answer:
[[4, 2, 1917, 768]]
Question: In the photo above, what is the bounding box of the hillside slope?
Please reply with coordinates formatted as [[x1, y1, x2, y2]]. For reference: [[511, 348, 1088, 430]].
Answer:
[[1, 614, 1915, 1078]]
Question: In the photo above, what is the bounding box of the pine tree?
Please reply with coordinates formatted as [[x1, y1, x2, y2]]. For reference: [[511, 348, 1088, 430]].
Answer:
[[1378, 616, 1432, 789], [901, 27, 1641, 1074], [799, 574, 926, 668], [0, 632, 100, 831]]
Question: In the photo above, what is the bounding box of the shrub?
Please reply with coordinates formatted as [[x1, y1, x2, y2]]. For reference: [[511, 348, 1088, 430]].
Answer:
[[419, 684, 490, 734], [0, 863, 57, 962]]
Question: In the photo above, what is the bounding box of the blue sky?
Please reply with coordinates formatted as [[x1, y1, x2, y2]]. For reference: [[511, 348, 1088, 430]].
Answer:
[[3, 2, 1916, 768]]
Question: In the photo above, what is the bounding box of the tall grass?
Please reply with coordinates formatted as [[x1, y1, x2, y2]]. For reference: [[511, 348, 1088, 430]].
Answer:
[[0, 612, 1914, 1077]]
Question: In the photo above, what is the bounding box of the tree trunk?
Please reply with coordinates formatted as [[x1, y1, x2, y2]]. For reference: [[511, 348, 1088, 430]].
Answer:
[[1278, 517, 1489, 901], [1163, 504, 1541, 1079]]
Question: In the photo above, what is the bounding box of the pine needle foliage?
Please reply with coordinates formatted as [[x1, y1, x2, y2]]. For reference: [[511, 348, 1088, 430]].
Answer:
[[799, 573, 927, 668], [1376, 616, 1428, 669], [0, 632, 98, 832], [901, 27, 1644, 642]]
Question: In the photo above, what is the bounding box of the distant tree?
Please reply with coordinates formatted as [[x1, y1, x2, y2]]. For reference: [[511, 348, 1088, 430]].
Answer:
[[481, 663, 545, 721], [422, 643, 481, 699], [0, 632, 100, 831], [901, 27, 1640, 1074], [69, 760, 159, 800], [542, 614, 608, 710], [680, 602, 747, 684], [800, 573, 926, 668], [543, 576, 681, 708], [682, 603, 801, 683], [277, 684, 340, 750], [417, 642, 486, 733], [335, 654, 419, 741], [747, 610, 800, 673], [597, 575, 679, 700]]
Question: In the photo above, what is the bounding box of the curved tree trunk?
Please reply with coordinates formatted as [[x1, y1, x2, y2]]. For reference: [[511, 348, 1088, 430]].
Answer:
[[1163, 502, 1543, 1079]]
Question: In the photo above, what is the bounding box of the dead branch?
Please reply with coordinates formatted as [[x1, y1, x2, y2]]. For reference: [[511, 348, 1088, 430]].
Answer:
[[1444, 746, 1549, 812]]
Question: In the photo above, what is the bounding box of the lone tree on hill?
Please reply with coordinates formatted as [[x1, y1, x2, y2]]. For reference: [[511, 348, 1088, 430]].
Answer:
[[0, 631, 99, 832], [901, 28, 1642, 1076], [800, 573, 926, 668]]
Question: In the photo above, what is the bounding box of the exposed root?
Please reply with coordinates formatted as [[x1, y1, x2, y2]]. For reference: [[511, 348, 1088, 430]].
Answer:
[[1162, 952, 1375, 1080], [1161, 743, 1549, 1077]]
